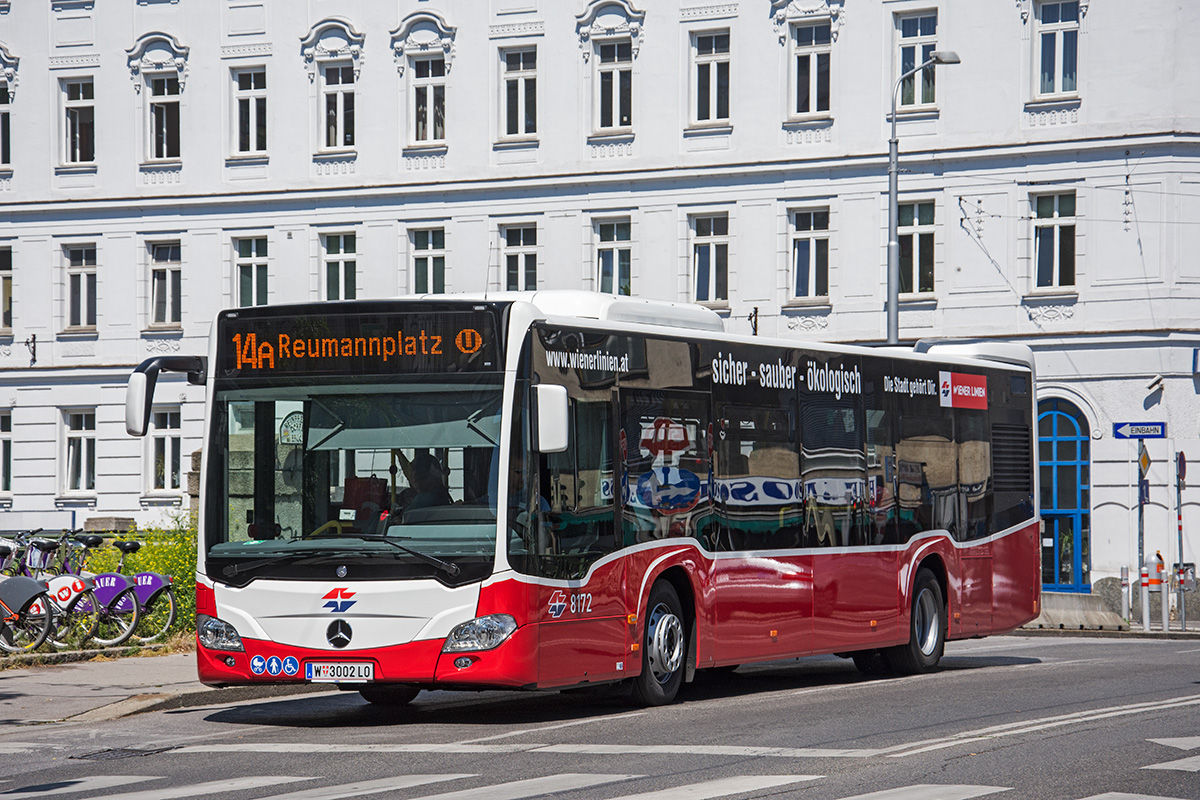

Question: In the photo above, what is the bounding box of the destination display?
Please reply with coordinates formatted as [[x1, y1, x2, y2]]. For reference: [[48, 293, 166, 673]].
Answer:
[[216, 307, 501, 379]]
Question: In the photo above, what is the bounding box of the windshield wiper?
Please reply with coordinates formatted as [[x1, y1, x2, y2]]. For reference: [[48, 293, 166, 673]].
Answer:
[[352, 534, 461, 577], [220, 548, 340, 578]]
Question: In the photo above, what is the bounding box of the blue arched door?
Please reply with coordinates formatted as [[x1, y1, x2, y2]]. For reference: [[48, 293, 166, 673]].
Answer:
[[1038, 399, 1091, 592]]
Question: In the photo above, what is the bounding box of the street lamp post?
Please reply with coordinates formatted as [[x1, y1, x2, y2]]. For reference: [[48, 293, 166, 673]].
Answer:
[[887, 50, 960, 345]]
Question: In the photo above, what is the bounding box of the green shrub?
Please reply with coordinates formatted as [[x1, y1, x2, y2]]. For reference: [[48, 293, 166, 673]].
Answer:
[[83, 515, 198, 633]]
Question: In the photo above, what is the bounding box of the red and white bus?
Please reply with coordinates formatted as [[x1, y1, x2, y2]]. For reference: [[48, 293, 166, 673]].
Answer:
[[126, 291, 1039, 706]]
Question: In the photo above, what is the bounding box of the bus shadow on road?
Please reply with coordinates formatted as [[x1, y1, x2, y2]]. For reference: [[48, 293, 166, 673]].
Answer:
[[194, 652, 1039, 729]]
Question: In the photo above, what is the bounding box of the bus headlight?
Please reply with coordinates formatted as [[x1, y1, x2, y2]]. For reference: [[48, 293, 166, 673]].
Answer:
[[197, 614, 244, 652], [442, 614, 517, 652]]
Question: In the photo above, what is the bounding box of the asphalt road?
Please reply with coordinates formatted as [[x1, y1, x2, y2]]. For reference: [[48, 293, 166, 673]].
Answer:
[[0, 635, 1197, 800]]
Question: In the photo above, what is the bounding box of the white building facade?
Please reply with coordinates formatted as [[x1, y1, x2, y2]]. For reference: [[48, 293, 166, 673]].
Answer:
[[0, 0, 1197, 595]]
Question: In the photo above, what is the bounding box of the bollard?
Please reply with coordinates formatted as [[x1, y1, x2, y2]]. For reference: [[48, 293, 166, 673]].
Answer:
[[1121, 565, 1130, 621], [1142, 563, 1152, 633], [1159, 557, 1169, 633]]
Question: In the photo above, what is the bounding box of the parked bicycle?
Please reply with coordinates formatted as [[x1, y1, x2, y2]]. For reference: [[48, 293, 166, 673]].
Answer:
[[67, 532, 173, 643], [0, 530, 97, 651], [56, 530, 142, 648], [0, 539, 53, 653]]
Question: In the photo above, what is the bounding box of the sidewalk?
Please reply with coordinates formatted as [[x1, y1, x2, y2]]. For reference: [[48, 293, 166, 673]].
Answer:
[[3, 621, 1198, 727], [0, 651, 330, 726]]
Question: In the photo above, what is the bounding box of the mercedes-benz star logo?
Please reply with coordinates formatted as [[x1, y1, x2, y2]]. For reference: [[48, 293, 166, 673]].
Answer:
[[326, 619, 352, 649]]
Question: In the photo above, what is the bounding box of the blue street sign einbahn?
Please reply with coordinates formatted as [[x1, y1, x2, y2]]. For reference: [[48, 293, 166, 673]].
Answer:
[[1113, 422, 1167, 440]]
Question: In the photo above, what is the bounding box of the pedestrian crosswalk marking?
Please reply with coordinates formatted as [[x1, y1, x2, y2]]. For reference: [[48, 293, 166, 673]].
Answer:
[[0, 776, 157, 800], [78, 776, 311, 800], [1147, 736, 1200, 751], [175, 743, 532, 755], [601, 775, 821, 800], [379, 773, 641, 800], [1140, 755, 1200, 772], [1078, 793, 1192, 799], [836, 785, 1010, 800], [533, 744, 878, 758], [250, 774, 475, 800]]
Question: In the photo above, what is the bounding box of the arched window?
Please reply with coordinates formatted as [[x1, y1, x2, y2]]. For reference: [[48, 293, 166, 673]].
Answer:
[[1038, 398, 1091, 592]]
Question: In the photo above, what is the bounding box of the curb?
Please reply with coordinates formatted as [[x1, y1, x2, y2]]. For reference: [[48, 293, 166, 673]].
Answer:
[[64, 682, 336, 723], [0, 643, 173, 670]]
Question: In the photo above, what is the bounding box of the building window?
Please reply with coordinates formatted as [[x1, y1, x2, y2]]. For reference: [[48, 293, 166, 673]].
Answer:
[[0, 82, 10, 166], [1, 411, 11, 494], [412, 228, 445, 294], [1, 247, 11, 330], [66, 244, 97, 328], [1034, 192, 1076, 288], [65, 411, 96, 493], [235, 237, 268, 307], [693, 32, 729, 124], [323, 233, 356, 300], [148, 76, 181, 160], [792, 23, 831, 116], [412, 57, 446, 144], [503, 226, 537, 291], [693, 214, 729, 303], [63, 78, 95, 164], [897, 13, 938, 108], [234, 68, 267, 154], [597, 220, 632, 296], [323, 64, 355, 149], [1036, 1, 1079, 97], [792, 209, 830, 298], [596, 41, 633, 131], [898, 201, 934, 293], [503, 49, 536, 137], [150, 242, 182, 326], [151, 409, 182, 492]]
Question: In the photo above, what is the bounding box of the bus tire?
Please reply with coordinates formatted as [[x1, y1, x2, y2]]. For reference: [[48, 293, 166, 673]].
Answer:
[[851, 649, 892, 676], [886, 568, 945, 675], [631, 581, 686, 706], [359, 685, 420, 706]]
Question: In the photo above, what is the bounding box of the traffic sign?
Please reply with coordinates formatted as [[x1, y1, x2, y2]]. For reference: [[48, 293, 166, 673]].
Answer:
[[1178, 451, 1187, 482], [1113, 422, 1166, 439], [1139, 478, 1150, 505], [1139, 441, 1151, 478]]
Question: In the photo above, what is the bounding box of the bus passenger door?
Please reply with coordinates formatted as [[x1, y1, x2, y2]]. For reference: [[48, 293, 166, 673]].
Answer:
[[534, 393, 628, 688], [957, 408, 993, 636]]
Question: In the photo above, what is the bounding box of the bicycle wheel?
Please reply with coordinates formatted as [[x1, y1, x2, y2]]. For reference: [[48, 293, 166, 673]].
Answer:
[[0, 592, 53, 653], [135, 586, 177, 643], [90, 586, 141, 647], [48, 589, 100, 650]]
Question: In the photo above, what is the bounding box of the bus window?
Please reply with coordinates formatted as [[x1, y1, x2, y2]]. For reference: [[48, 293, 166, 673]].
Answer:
[[715, 404, 800, 551], [957, 409, 992, 540], [863, 361, 898, 545], [620, 390, 711, 547], [801, 396, 866, 548]]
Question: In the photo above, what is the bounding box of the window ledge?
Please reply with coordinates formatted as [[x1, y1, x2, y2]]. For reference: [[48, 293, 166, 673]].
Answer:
[[494, 136, 539, 150], [140, 494, 183, 507], [1022, 289, 1078, 303], [0, 328, 12, 340], [225, 154, 269, 166], [55, 495, 97, 509], [782, 115, 832, 129], [1026, 95, 1080, 110], [140, 159, 183, 170], [58, 327, 99, 339], [684, 122, 732, 137], [0, 167, 11, 178], [143, 324, 183, 335], [782, 298, 832, 311], [892, 107, 940, 123], [697, 300, 730, 313], [55, 163, 97, 176], [898, 295, 938, 309], [313, 149, 357, 161], [588, 131, 634, 144], [403, 143, 448, 156]]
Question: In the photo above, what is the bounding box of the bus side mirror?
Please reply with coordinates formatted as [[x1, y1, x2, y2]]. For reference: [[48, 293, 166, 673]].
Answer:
[[534, 384, 569, 453], [125, 355, 207, 437]]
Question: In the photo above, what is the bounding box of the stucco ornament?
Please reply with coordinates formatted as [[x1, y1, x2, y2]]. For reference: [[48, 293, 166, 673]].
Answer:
[[0, 41, 18, 99], [771, 0, 845, 45], [576, 0, 646, 61], [126, 32, 189, 92], [391, 11, 457, 76], [300, 18, 366, 83]]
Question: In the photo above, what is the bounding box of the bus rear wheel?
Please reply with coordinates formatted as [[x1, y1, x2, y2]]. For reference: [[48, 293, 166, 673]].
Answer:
[[631, 581, 686, 706], [886, 568, 945, 675], [359, 685, 420, 706]]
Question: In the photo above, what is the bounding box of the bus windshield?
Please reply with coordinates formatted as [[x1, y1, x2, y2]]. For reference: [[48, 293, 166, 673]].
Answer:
[[205, 375, 504, 585]]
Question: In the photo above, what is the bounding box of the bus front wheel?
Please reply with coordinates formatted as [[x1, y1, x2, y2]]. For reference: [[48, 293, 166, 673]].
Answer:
[[631, 581, 686, 706], [886, 568, 945, 675]]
